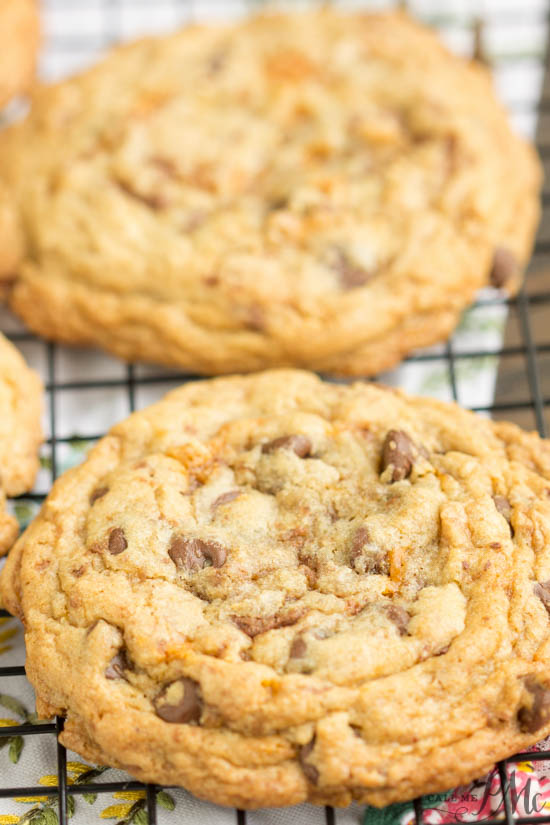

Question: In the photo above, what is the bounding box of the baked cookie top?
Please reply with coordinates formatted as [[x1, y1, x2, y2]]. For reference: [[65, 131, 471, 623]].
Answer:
[[0, 0, 39, 108], [0, 331, 42, 555], [3, 369, 550, 808], [0, 9, 540, 375]]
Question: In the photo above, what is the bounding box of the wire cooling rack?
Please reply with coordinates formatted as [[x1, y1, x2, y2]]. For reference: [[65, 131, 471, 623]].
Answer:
[[1, 0, 550, 823]]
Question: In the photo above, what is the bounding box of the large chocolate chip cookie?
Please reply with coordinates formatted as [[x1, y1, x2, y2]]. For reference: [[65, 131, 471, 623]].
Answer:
[[3, 370, 550, 807]]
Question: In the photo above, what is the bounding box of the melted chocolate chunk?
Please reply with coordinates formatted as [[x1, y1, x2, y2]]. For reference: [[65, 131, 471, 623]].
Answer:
[[299, 738, 319, 784], [350, 526, 369, 561], [381, 430, 415, 482], [493, 496, 514, 536], [108, 528, 127, 555], [232, 609, 304, 638], [384, 604, 410, 636], [490, 247, 518, 290], [289, 637, 307, 658], [169, 536, 227, 571], [90, 486, 108, 505], [267, 195, 289, 212], [517, 677, 550, 733], [154, 677, 202, 724], [105, 649, 131, 680], [331, 247, 371, 289], [349, 526, 387, 574], [534, 580, 550, 613], [493, 495, 511, 521], [262, 434, 312, 458]]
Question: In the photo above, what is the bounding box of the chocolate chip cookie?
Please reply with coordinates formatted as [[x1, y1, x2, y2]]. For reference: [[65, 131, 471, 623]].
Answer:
[[0, 9, 540, 375], [0, 0, 39, 108], [3, 369, 550, 808], [0, 331, 42, 556]]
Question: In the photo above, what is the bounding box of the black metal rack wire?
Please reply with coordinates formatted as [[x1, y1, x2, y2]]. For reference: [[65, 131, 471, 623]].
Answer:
[[2, 0, 550, 823]]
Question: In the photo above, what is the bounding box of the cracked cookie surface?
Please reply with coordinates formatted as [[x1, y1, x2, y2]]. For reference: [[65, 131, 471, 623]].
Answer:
[[0, 331, 42, 556], [3, 369, 550, 807], [0, 8, 540, 375], [0, 0, 39, 108]]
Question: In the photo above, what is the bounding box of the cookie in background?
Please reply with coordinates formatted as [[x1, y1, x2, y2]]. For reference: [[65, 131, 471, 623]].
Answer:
[[0, 331, 42, 557], [0, 8, 540, 376]]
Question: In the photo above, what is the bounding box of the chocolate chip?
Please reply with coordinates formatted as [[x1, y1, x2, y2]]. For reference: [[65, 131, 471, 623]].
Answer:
[[202, 542, 227, 567], [232, 615, 279, 637], [384, 604, 410, 636], [90, 486, 108, 505], [349, 526, 387, 574], [267, 195, 289, 212], [299, 738, 319, 784], [169, 537, 227, 571], [108, 528, 127, 555], [232, 608, 304, 638], [169, 536, 203, 570], [517, 677, 550, 733], [154, 677, 202, 724], [330, 247, 371, 289], [289, 637, 307, 658], [534, 580, 550, 612], [105, 650, 131, 680], [350, 526, 369, 560], [490, 247, 518, 290], [212, 490, 241, 510], [262, 435, 312, 458], [493, 496, 514, 536], [381, 430, 415, 482], [71, 566, 85, 578], [493, 495, 511, 520]]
